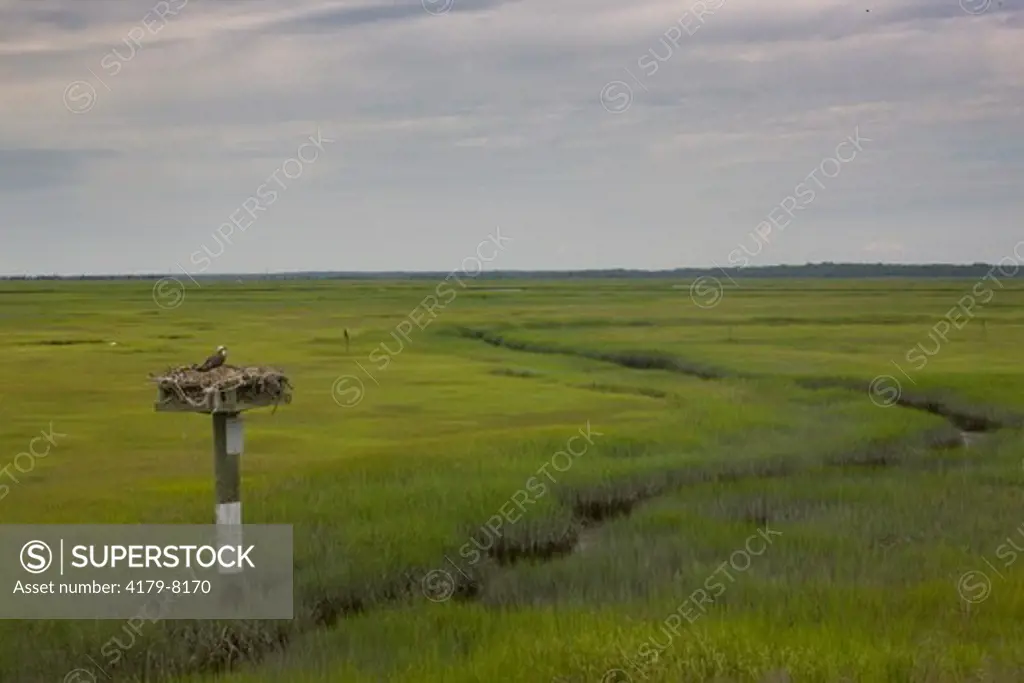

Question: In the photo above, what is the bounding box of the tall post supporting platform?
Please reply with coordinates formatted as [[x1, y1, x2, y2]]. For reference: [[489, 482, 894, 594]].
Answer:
[[213, 412, 245, 606], [213, 412, 243, 556]]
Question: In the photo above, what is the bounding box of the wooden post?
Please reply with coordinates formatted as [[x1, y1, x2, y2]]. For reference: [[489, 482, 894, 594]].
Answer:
[[213, 412, 243, 575]]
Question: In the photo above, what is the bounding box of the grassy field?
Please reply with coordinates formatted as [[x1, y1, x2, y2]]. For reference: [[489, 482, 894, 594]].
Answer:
[[1, 277, 1023, 682]]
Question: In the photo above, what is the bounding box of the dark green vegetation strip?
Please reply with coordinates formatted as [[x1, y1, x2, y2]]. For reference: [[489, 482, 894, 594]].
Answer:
[[454, 326, 1019, 432], [455, 327, 738, 381]]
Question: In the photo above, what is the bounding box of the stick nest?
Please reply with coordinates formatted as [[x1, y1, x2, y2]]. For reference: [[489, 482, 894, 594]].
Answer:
[[151, 365, 292, 411]]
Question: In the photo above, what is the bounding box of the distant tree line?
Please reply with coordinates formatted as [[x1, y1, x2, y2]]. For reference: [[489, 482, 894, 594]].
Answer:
[[1, 263, 1020, 281]]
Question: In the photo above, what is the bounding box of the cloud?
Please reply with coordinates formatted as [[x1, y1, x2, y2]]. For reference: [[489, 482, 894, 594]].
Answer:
[[0, 147, 118, 192], [270, 0, 519, 33], [864, 240, 907, 255], [0, 0, 1021, 274]]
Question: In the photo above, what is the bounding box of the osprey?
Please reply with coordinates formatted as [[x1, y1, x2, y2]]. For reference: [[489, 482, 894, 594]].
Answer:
[[195, 345, 227, 372]]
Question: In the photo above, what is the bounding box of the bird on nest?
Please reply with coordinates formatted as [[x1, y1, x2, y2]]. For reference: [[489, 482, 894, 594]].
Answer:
[[194, 345, 227, 372]]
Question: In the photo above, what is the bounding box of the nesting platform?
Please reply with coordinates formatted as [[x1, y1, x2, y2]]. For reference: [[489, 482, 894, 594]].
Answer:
[[152, 365, 292, 414]]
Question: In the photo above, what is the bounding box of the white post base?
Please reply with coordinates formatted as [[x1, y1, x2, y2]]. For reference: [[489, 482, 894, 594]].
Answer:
[[216, 501, 243, 574]]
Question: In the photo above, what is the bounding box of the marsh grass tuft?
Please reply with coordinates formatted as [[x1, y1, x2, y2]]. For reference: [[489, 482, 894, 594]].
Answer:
[[28, 338, 107, 346], [490, 367, 543, 379]]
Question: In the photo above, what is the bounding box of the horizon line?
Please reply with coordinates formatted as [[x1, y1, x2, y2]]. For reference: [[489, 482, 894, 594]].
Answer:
[[0, 262, 1014, 279]]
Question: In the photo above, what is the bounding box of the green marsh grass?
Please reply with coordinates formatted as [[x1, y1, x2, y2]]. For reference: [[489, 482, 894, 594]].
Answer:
[[1, 278, 1022, 681]]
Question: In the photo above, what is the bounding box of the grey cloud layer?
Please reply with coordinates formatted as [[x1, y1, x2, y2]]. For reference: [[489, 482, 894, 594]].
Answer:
[[0, 0, 1021, 274]]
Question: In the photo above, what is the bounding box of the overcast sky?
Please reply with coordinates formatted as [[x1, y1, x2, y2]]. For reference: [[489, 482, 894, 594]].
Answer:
[[0, 0, 1021, 275]]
